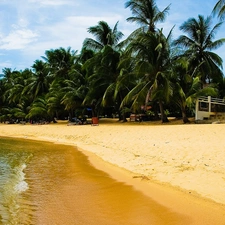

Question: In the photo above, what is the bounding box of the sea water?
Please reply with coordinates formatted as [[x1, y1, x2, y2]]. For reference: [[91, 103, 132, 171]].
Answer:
[[0, 138, 35, 224], [0, 137, 185, 225]]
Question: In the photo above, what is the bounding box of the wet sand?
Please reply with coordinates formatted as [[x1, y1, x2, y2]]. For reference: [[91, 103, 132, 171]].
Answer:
[[1, 119, 225, 224]]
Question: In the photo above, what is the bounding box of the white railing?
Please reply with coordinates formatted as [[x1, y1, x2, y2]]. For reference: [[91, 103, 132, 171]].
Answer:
[[198, 96, 225, 105]]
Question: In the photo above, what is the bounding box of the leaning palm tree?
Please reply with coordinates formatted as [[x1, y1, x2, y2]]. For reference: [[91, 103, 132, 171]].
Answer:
[[173, 15, 225, 85], [212, 0, 225, 20], [125, 0, 170, 32], [82, 21, 124, 52]]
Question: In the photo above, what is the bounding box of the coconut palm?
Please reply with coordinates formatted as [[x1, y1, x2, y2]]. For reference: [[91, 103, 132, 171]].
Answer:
[[23, 60, 50, 100], [173, 15, 225, 85], [11, 103, 29, 121], [83, 45, 121, 117], [3, 69, 32, 106], [42, 47, 78, 81], [82, 21, 124, 117], [121, 29, 173, 122], [82, 21, 124, 52], [0, 69, 33, 122], [26, 96, 52, 122], [101, 50, 137, 121], [125, 0, 170, 32], [212, 0, 225, 20], [47, 81, 66, 120], [1, 68, 16, 85], [1, 69, 22, 102], [61, 76, 87, 120], [171, 58, 217, 123]]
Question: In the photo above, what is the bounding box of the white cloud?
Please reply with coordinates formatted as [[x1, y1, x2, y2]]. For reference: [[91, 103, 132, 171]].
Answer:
[[0, 28, 38, 50], [1, 0, 224, 72], [35, 15, 126, 49], [18, 18, 29, 28], [12, 13, 131, 67]]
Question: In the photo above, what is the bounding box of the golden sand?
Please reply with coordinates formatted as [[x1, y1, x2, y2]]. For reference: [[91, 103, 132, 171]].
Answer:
[[1, 118, 225, 224]]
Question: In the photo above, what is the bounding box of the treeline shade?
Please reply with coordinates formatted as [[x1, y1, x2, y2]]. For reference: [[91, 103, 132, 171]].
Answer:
[[1, 0, 225, 124]]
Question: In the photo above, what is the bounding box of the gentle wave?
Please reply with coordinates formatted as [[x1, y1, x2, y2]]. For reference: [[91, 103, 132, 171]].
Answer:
[[0, 151, 33, 225]]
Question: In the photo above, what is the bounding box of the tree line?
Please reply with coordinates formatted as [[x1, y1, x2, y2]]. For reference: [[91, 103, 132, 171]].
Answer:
[[1, 0, 225, 124]]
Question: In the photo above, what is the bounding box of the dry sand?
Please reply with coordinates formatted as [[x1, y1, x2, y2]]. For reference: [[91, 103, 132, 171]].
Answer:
[[1, 118, 225, 224]]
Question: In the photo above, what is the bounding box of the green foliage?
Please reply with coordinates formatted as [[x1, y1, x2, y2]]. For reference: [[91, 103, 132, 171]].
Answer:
[[1, 1, 225, 122], [173, 15, 225, 84], [26, 97, 49, 119], [212, 0, 225, 20]]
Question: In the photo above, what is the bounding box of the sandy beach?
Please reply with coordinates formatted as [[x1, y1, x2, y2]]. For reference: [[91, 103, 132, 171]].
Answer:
[[1, 118, 225, 224]]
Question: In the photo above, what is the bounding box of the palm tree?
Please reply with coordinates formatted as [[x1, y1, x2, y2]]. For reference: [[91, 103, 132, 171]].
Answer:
[[42, 47, 78, 81], [11, 103, 29, 121], [1, 68, 16, 84], [26, 96, 52, 123], [173, 15, 225, 85], [23, 60, 50, 100], [171, 58, 217, 123], [82, 21, 124, 52], [61, 76, 87, 120], [0, 69, 33, 122], [212, 0, 225, 20], [1, 68, 21, 100], [3, 69, 32, 105], [125, 0, 170, 32], [101, 50, 137, 121], [82, 21, 124, 117], [38, 47, 81, 120], [121, 29, 173, 122], [47, 81, 66, 120], [83, 45, 121, 117]]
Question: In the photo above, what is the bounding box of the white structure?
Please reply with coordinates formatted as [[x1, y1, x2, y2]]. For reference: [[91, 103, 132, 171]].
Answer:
[[195, 96, 225, 120]]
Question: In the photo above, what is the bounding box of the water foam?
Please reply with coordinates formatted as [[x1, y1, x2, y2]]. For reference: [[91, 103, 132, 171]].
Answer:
[[14, 163, 29, 193]]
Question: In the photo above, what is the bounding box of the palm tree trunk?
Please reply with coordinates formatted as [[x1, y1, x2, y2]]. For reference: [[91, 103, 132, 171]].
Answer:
[[118, 108, 127, 122], [55, 110, 59, 120], [122, 111, 127, 122], [159, 100, 169, 123], [153, 102, 159, 120], [91, 100, 97, 117], [68, 112, 72, 121], [181, 106, 190, 123]]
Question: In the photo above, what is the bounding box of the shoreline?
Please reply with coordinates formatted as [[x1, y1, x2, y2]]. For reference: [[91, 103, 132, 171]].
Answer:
[[1, 119, 225, 223]]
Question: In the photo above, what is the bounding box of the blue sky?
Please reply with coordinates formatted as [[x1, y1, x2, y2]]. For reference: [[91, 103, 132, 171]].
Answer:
[[0, 0, 224, 73]]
